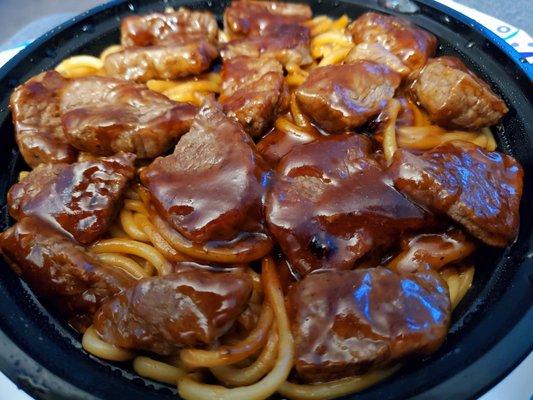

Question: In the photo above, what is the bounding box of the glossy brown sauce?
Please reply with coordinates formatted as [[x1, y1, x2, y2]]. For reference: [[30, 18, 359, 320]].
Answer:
[[266, 134, 434, 276], [8, 153, 135, 244]]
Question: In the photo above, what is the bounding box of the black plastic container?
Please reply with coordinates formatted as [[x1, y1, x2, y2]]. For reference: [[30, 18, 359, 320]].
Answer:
[[0, 1, 531, 399]]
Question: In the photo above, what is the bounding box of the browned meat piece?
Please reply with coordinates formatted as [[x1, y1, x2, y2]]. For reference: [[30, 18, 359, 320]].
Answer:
[[221, 24, 312, 66], [265, 134, 432, 276], [224, 0, 312, 38], [141, 99, 270, 244], [220, 56, 288, 137], [93, 267, 252, 354], [388, 229, 476, 273], [103, 40, 218, 82], [121, 8, 219, 47], [9, 71, 77, 168], [390, 142, 523, 247], [7, 153, 135, 245], [411, 57, 508, 130], [295, 61, 401, 133], [60, 76, 196, 158], [344, 43, 410, 77], [0, 217, 134, 331], [257, 127, 320, 166], [346, 12, 437, 71], [288, 268, 450, 382]]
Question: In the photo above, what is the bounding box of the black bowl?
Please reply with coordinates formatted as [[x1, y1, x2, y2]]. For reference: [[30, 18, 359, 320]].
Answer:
[[0, 1, 531, 399]]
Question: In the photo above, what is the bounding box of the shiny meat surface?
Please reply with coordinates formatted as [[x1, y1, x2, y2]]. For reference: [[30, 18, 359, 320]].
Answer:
[[289, 268, 450, 382], [346, 12, 437, 71], [93, 267, 252, 354], [121, 8, 219, 47], [257, 127, 320, 166], [412, 57, 508, 130], [295, 61, 401, 133], [388, 229, 476, 273], [8, 153, 135, 245], [224, 0, 312, 38], [221, 24, 312, 66], [60, 76, 196, 158], [9, 71, 77, 168], [0, 217, 134, 331], [265, 134, 432, 276], [344, 43, 410, 78], [141, 99, 270, 243], [220, 56, 288, 136], [390, 142, 523, 247], [103, 41, 218, 82]]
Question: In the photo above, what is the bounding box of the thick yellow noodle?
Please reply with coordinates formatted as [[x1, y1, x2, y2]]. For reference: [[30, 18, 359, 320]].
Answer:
[[55, 55, 103, 78], [133, 213, 190, 262], [133, 356, 187, 385], [382, 99, 401, 164], [147, 73, 221, 105], [397, 125, 497, 151], [278, 366, 400, 400], [289, 92, 310, 128], [82, 326, 135, 362], [100, 45, 123, 61], [285, 15, 351, 86], [95, 253, 148, 279], [210, 328, 279, 387], [91, 238, 172, 276], [119, 209, 150, 242], [309, 17, 353, 67], [152, 210, 273, 264], [442, 266, 475, 310], [180, 304, 273, 369]]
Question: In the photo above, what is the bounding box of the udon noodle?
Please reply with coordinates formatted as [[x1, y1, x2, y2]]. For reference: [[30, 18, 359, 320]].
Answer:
[[50, 12, 480, 400]]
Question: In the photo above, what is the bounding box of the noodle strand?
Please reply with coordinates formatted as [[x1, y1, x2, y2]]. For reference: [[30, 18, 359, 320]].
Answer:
[[82, 326, 135, 362], [180, 304, 273, 369], [91, 238, 172, 276], [278, 366, 400, 400]]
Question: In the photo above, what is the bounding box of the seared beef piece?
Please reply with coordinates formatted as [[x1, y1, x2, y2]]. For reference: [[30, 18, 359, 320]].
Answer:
[[221, 24, 312, 67], [9, 71, 77, 168], [141, 99, 270, 244], [8, 153, 135, 245], [220, 56, 288, 137], [0, 217, 134, 331], [265, 134, 432, 276], [388, 229, 476, 273], [60, 76, 196, 158], [344, 43, 410, 78], [121, 8, 219, 47], [103, 41, 218, 82], [93, 267, 252, 354], [390, 142, 523, 247], [223, 0, 312, 38], [346, 12, 437, 72], [288, 268, 450, 382], [295, 61, 401, 133], [411, 57, 508, 130], [257, 127, 320, 166]]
